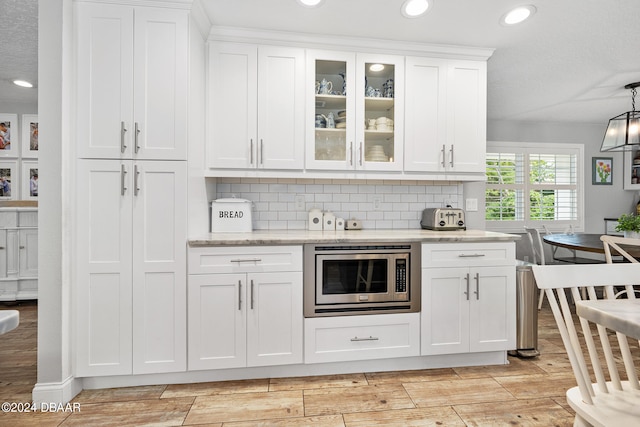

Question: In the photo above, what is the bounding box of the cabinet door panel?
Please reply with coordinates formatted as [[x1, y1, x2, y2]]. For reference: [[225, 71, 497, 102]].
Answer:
[[469, 266, 516, 352], [133, 8, 188, 160], [421, 267, 469, 355], [208, 43, 258, 169], [446, 61, 486, 173], [132, 161, 187, 373], [247, 271, 303, 366], [18, 229, 38, 278], [76, 160, 133, 376], [75, 3, 134, 159], [257, 46, 305, 170], [404, 57, 447, 172], [188, 274, 246, 370]]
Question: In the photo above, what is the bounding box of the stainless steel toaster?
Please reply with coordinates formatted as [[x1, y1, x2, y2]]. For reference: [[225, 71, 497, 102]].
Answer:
[[420, 208, 466, 230]]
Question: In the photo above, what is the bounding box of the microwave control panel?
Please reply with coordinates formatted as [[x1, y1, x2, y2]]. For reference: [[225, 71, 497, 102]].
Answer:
[[396, 258, 407, 293]]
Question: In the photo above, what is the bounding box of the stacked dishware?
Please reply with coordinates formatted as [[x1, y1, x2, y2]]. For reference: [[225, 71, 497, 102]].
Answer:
[[375, 117, 393, 131], [336, 110, 347, 129], [366, 144, 389, 162]]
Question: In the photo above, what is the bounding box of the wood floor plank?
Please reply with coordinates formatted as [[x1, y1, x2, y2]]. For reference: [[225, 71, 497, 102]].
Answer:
[[494, 373, 577, 400], [453, 397, 575, 426], [223, 414, 345, 427], [269, 374, 367, 391], [453, 356, 547, 379], [303, 384, 415, 416], [59, 397, 194, 426], [162, 379, 269, 398], [342, 406, 465, 426], [403, 377, 516, 407], [183, 390, 304, 425], [72, 385, 167, 403], [364, 368, 457, 385]]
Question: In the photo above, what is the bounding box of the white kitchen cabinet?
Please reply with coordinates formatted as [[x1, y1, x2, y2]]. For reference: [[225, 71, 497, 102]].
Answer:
[[304, 313, 420, 364], [305, 50, 404, 172], [421, 243, 515, 355], [0, 209, 38, 302], [405, 58, 487, 174], [75, 2, 188, 161], [187, 246, 303, 370], [207, 43, 305, 170], [75, 159, 187, 377]]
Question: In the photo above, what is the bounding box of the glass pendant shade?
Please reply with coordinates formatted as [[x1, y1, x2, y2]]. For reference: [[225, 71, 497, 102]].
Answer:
[[600, 110, 640, 151]]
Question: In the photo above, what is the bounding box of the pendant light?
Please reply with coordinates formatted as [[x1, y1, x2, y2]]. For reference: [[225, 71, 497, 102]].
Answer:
[[601, 82, 640, 152]]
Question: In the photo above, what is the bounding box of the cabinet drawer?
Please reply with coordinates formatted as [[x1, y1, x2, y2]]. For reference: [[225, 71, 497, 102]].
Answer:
[[422, 242, 515, 268], [188, 245, 302, 274], [304, 313, 420, 363]]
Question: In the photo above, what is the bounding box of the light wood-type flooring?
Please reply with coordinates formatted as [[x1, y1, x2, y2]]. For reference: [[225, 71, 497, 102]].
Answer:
[[0, 299, 633, 426]]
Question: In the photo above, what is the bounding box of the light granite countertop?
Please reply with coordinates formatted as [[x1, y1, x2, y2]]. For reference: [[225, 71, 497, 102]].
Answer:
[[188, 229, 520, 246]]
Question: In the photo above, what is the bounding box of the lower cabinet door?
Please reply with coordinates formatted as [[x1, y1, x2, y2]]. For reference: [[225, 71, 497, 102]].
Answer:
[[421, 267, 470, 355], [188, 273, 247, 370], [246, 271, 303, 367], [468, 266, 516, 353]]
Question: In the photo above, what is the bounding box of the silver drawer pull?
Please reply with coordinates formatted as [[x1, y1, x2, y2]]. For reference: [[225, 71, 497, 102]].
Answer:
[[458, 254, 486, 258], [351, 336, 379, 342], [230, 258, 262, 263]]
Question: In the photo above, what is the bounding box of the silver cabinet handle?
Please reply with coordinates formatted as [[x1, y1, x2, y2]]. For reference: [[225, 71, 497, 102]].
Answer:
[[474, 272, 480, 300], [120, 164, 127, 196], [250, 279, 254, 310], [441, 144, 446, 167], [464, 273, 470, 300], [250, 139, 254, 165], [449, 145, 454, 167], [0, 247, 5, 249], [238, 280, 242, 310], [260, 139, 264, 165], [120, 121, 127, 153], [350, 336, 379, 342], [230, 258, 262, 263], [458, 254, 486, 258], [19, 246, 25, 249], [359, 142, 363, 166], [134, 164, 140, 196], [134, 122, 140, 154]]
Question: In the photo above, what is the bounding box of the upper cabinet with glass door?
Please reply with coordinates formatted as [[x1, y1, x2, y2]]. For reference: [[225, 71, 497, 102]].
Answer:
[[306, 51, 404, 172]]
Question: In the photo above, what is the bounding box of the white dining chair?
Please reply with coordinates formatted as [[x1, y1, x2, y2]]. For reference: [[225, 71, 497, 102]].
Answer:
[[532, 263, 640, 427]]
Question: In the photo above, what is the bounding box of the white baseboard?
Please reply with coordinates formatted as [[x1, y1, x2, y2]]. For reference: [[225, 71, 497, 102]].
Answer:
[[32, 376, 83, 405]]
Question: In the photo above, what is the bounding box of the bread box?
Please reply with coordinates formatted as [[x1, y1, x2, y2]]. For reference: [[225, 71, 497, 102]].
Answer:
[[210, 198, 253, 232]]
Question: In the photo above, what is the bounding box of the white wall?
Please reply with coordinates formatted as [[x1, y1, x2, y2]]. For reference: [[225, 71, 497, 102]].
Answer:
[[463, 120, 635, 234]]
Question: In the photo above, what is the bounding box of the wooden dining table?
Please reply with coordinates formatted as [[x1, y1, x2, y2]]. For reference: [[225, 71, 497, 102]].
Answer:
[[542, 233, 640, 262]]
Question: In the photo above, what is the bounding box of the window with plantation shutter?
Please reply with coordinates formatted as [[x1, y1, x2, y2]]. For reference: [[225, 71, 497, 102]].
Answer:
[[485, 142, 584, 232]]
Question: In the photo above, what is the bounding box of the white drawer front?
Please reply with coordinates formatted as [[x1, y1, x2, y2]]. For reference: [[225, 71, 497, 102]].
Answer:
[[304, 313, 420, 364], [422, 242, 515, 268], [188, 245, 302, 274]]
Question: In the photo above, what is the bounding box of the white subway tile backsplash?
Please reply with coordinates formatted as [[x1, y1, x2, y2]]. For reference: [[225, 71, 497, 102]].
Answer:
[[216, 178, 463, 230]]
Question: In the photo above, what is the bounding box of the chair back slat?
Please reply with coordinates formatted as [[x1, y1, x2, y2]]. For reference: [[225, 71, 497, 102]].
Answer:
[[533, 263, 640, 407]]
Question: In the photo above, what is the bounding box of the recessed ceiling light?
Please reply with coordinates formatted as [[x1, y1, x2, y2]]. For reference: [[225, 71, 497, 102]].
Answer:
[[369, 64, 385, 72], [13, 80, 33, 88], [296, 0, 323, 7], [500, 5, 536, 26], [401, 0, 431, 18]]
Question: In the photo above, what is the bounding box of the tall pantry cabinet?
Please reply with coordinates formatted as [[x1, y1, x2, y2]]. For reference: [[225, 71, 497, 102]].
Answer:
[[74, 1, 188, 377]]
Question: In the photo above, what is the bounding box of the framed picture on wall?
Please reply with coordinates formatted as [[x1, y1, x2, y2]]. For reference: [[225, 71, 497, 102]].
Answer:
[[22, 161, 38, 200], [0, 161, 17, 200], [0, 113, 19, 157], [21, 114, 38, 158], [592, 157, 613, 185]]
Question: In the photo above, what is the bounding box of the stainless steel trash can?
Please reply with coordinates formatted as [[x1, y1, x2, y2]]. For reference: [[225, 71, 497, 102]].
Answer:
[[510, 260, 540, 357]]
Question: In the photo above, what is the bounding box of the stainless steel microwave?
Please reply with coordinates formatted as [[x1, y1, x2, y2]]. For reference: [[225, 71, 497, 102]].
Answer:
[[303, 242, 421, 317]]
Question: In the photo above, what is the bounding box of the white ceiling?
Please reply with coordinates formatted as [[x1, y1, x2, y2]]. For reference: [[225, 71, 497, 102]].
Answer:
[[3, 0, 640, 126]]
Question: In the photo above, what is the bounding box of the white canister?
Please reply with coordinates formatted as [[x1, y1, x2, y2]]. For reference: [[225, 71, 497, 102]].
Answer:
[[308, 208, 323, 230], [335, 217, 345, 230], [210, 198, 253, 232], [323, 212, 336, 230]]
